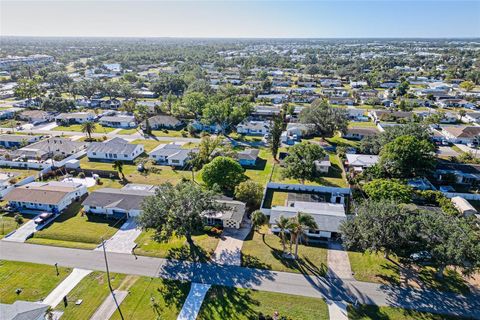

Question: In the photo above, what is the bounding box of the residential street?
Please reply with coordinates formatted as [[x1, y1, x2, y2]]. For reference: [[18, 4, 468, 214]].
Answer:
[[1, 241, 479, 318]]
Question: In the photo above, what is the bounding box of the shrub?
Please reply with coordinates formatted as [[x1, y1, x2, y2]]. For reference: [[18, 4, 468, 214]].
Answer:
[[78, 172, 86, 179]]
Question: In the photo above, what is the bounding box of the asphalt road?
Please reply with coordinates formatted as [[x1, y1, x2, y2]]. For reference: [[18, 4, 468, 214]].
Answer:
[[1, 241, 479, 318]]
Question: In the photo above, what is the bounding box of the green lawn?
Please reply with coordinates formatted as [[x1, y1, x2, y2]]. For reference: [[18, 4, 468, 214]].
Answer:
[[0, 214, 30, 239], [325, 135, 360, 148], [198, 285, 329, 320], [348, 305, 462, 320], [55, 271, 126, 320], [348, 251, 470, 294], [110, 277, 190, 320], [27, 202, 123, 248], [244, 148, 274, 187], [118, 128, 141, 135], [348, 121, 376, 128], [241, 227, 328, 275], [0, 260, 72, 304], [134, 230, 219, 262], [53, 124, 116, 133], [348, 251, 401, 285], [151, 129, 189, 138]]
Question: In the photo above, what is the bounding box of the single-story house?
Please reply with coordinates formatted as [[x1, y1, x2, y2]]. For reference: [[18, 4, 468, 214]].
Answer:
[[341, 127, 379, 140], [144, 115, 183, 130], [328, 97, 355, 106], [461, 112, 480, 124], [0, 107, 22, 120], [87, 137, 144, 162], [149, 143, 198, 167], [0, 134, 40, 149], [368, 110, 413, 123], [191, 120, 222, 133], [236, 120, 270, 136], [440, 126, 480, 145], [4, 181, 87, 213], [281, 123, 314, 144], [433, 162, 480, 186], [203, 199, 246, 229], [237, 148, 259, 167], [0, 301, 50, 320], [99, 115, 136, 128], [82, 185, 156, 218], [269, 201, 346, 239], [55, 112, 95, 125], [12, 137, 87, 160], [252, 105, 281, 120], [345, 154, 380, 172], [314, 155, 331, 173], [19, 110, 53, 125]]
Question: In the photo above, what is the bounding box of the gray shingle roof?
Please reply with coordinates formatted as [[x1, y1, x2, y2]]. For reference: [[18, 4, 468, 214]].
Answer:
[[82, 187, 155, 211], [0, 301, 49, 320], [88, 138, 140, 155]]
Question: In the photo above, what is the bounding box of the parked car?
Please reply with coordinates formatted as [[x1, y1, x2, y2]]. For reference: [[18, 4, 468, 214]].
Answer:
[[34, 212, 54, 224], [410, 251, 432, 262]]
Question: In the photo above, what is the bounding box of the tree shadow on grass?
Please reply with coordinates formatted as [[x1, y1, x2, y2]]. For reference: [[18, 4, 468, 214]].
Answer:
[[165, 241, 211, 263], [156, 278, 191, 309], [242, 253, 272, 270], [198, 285, 259, 320], [417, 267, 470, 295]]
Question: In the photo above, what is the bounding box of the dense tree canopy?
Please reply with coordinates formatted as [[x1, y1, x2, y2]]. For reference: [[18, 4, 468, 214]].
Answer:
[[282, 142, 326, 183], [299, 101, 349, 139], [202, 156, 247, 192], [362, 179, 412, 203]]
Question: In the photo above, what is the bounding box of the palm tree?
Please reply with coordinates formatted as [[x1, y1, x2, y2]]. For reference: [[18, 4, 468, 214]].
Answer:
[[288, 212, 318, 259], [459, 109, 466, 122], [81, 121, 97, 140], [113, 160, 125, 180], [275, 215, 291, 254], [251, 210, 267, 232]]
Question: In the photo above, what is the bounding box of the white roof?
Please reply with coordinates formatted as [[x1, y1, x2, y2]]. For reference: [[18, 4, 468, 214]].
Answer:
[[269, 201, 346, 233], [346, 154, 379, 167]]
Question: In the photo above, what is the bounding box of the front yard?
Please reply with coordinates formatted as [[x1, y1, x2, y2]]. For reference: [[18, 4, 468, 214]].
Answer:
[[0, 214, 30, 239], [55, 271, 126, 320], [27, 202, 123, 249], [110, 277, 190, 320], [134, 229, 220, 262], [0, 260, 72, 303], [348, 251, 473, 294], [241, 226, 328, 275], [53, 124, 117, 134], [198, 285, 329, 320], [347, 305, 462, 320]]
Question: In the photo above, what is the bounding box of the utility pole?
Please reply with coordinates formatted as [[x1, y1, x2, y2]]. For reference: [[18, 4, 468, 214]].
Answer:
[[101, 238, 124, 320]]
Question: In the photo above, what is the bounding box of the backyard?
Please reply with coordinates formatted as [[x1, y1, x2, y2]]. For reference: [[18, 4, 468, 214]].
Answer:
[[134, 229, 220, 262], [198, 285, 329, 320], [0, 260, 72, 304], [27, 202, 123, 249], [241, 226, 328, 275]]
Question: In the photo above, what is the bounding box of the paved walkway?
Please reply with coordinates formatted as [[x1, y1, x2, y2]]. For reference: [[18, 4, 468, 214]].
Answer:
[[41, 268, 92, 307], [95, 218, 141, 254], [90, 290, 128, 320], [1, 241, 479, 319], [212, 227, 251, 266], [327, 300, 348, 320], [177, 283, 211, 320]]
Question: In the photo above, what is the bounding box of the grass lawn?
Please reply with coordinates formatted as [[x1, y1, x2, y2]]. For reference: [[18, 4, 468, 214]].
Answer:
[[270, 152, 348, 188], [134, 230, 220, 262], [348, 121, 376, 128], [348, 305, 461, 320], [0, 214, 30, 239], [198, 285, 329, 320], [55, 271, 126, 320], [325, 135, 360, 148], [241, 227, 328, 275], [348, 251, 401, 285], [348, 251, 471, 294], [27, 202, 123, 248], [0, 260, 72, 304], [110, 277, 190, 320], [53, 124, 116, 134], [118, 128, 141, 135], [151, 129, 189, 138], [244, 148, 274, 187], [450, 145, 465, 155]]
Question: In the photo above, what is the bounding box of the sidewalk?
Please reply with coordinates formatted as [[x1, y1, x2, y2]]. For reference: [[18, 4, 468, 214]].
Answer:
[[41, 268, 92, 307], [177, 283, 211, 320]]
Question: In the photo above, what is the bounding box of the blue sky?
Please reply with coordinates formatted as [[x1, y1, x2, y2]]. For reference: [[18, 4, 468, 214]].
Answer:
[[1, 1, 479, 38]]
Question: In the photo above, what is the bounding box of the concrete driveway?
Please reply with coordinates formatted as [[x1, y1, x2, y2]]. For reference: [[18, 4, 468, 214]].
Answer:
[[212, 227, 251, 266], [2, 213, 57, 242], [436, 146, 459, 158], [95, 218, 141, 253]]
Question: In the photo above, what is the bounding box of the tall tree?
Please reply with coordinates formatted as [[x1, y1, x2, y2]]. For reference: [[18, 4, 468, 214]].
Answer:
[[362, 179, 413, 203], [202, 98, 252, 134], [202, 156, 247, 193], [112, 160, 125, 180], [251, 210, 268, 232], [379, 135, 435, 178], [276, 215, 291, 254], [138, 181, 221, 244], [282, 142, 325, 184], [14, 76, 42, 100], [299, 100, 348, 139], [234, 180, 263, 209], [268, 115, 284, 160]]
